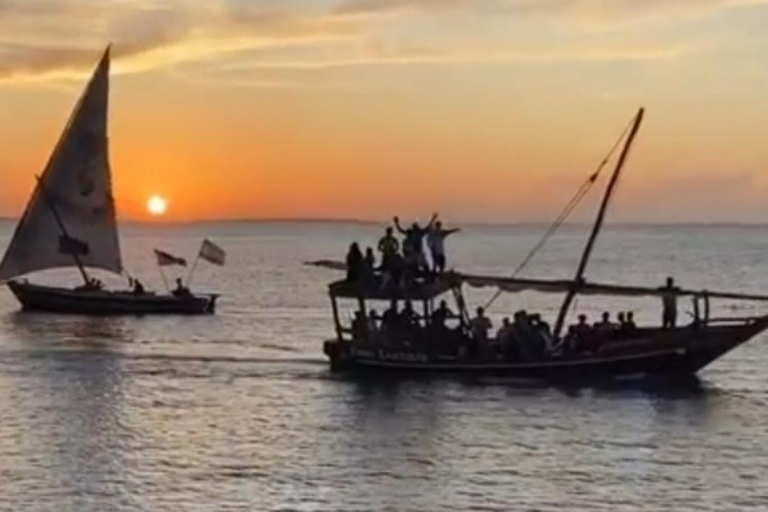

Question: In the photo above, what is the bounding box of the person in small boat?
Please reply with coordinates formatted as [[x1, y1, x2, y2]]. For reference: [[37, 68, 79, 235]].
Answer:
[[131, 278, 146, 295], [172, 278, 191, 298], [661, 277, 679, 329], [394, 214, 438, 274], [427, 220, 460, 273], [345, 242, 364, 283], [377, 227, 400, 273], [617, 311, 626, 328]]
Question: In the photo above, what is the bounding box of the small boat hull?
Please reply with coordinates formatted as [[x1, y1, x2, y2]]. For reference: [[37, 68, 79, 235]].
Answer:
[[6, 281, 217, 315], [324, 318, 768, 381]]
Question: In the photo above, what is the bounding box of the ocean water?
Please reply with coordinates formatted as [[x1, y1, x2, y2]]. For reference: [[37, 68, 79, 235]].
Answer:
[[1, 220, 767, 511]]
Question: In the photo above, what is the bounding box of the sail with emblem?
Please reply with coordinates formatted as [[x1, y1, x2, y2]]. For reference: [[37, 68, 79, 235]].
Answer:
[[0, 46, 121, 281]]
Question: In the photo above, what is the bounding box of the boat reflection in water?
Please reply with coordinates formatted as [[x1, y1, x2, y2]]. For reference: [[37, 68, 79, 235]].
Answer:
[[319, 108, 768, 382]]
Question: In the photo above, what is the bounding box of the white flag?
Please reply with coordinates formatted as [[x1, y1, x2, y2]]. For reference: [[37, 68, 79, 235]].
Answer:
[[199, 239, 225, 266]]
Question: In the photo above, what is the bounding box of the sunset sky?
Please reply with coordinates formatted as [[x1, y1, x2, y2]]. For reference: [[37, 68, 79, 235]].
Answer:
[[2, 0, 768, 222]]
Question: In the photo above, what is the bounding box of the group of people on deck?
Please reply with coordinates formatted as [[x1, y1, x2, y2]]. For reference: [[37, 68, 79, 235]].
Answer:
[[345, 214, 460, 286]]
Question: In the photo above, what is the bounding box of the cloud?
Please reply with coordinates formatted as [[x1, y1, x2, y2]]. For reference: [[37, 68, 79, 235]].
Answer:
[[0, 0, 766, 84]]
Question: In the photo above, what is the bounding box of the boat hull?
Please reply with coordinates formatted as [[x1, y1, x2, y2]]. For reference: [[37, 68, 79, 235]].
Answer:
[[6, 281, 217, 315], [324, 318, 768, 381]]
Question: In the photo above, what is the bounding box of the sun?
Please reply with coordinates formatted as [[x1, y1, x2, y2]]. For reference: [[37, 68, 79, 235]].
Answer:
[[147, 195, 167, 216]]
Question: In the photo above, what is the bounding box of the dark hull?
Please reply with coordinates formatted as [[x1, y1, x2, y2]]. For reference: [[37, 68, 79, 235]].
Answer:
[[6, 281, 217, 315], [324, 318, 768, 381]]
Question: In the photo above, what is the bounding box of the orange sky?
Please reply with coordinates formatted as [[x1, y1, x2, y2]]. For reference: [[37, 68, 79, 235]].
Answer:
[[2, 0, 768, 222]]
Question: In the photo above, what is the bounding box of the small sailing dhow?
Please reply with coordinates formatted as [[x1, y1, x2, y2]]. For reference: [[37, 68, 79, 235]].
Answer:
[[0, 47, 220, 315], [317, 108, 768, 381]]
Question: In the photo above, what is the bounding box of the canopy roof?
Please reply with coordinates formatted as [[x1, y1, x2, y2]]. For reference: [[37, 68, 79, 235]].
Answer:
[[329, 275, 458, 300], [460, 273, 768, 302]]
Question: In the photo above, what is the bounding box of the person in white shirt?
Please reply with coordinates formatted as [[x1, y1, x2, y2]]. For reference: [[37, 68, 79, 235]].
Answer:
[[427, 220, 460, 273]]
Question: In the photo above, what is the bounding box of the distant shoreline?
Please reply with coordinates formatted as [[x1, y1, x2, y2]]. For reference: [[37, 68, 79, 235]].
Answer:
[[3, 217, 768, 228]]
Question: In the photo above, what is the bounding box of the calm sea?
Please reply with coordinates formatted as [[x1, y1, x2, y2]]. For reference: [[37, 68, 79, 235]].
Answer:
[[1, 221, 767, 511]]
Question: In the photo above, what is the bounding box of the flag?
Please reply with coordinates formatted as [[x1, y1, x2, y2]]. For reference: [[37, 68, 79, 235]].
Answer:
[[154, 249, 187, 267], [199, 239, 225, 266]]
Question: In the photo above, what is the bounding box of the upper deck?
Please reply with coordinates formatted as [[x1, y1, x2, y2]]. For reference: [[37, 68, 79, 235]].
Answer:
[[329, 273, 460, 301]]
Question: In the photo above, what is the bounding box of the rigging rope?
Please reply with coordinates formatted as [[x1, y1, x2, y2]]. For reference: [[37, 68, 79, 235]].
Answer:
[[483, 117, 636, 311]]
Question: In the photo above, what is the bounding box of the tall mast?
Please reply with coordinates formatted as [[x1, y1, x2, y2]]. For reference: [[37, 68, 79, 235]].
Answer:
[[552, 107, 645, 339]]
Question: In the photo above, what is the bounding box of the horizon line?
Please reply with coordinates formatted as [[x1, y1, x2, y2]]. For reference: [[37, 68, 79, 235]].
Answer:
[[3, 216, 768, 227]]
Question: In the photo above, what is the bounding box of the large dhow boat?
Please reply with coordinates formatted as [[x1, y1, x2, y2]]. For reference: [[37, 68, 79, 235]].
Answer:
[[320, 108, 768, 381], [0, 47, 217, 315]]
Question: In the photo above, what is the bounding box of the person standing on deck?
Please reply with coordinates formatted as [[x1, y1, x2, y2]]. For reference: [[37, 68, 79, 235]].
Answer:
[[377, 227, 399, 273], [394, 214, 438, 274], [661, 277, 679, 329], [427, 220, 460, 273], [345, 242, 363, 283]]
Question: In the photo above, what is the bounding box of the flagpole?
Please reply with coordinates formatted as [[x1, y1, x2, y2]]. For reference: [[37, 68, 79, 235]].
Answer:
[[157, 264, 170, 292], [185, 252, 201, 288]]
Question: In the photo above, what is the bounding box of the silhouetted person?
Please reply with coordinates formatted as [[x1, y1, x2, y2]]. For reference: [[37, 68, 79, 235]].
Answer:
[[345, 242, 363, 282], [381, 303, 398, 334], [595, 311, 615, 333], [173, 278, 190, 298], [367, 309, 379, 335], [377, 227, 399, 272], [427, 220, 460, 273], [432, 300, 455, 330], [470, 306, 492, 342], [625, 311, 637, 330], [363, 247, 376, 280], [661, 277, 678, 329], [394, 214, 437, 273], [132, 278, 146, 295], [530, 313, 553, 353], [569, 314, 591, 353]]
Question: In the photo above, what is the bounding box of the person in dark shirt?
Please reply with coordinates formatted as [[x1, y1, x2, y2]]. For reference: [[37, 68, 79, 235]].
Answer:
[[173, 278, 191, 298], [394, 214, 438, 274], [661, 277, 679, 329], [377, 227, 399, 272], [345, 242, 363, 283], [432, 300, 455, 330]]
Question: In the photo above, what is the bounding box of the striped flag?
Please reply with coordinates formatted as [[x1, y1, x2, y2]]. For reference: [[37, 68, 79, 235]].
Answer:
[[199, 239, 225, 266], [154, 249, 187, 267]]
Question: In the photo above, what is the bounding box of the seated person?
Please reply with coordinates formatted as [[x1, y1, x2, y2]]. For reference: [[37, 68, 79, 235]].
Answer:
[[625, 311, 637, 330], [132, 278, 146, 295], [351, 311, 367, 341], [569, 314, 592, 353], [431, 300, 455, 330], [172, 278, 191, 298]]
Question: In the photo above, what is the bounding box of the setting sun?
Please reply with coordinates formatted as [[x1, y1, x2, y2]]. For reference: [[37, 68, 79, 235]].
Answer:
[[147, 195, 167, 216]]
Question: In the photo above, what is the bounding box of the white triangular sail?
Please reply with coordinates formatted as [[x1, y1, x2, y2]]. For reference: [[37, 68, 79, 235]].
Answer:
[[0, 47, 122, 281]]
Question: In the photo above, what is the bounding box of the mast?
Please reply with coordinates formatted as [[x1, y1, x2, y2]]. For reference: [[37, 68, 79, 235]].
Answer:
[[35, 176, 91, 285], [552, 107, 645, 339]]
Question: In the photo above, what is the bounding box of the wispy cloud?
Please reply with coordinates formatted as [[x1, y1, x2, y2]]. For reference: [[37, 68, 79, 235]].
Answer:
[[0, 0, 765, 84]]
